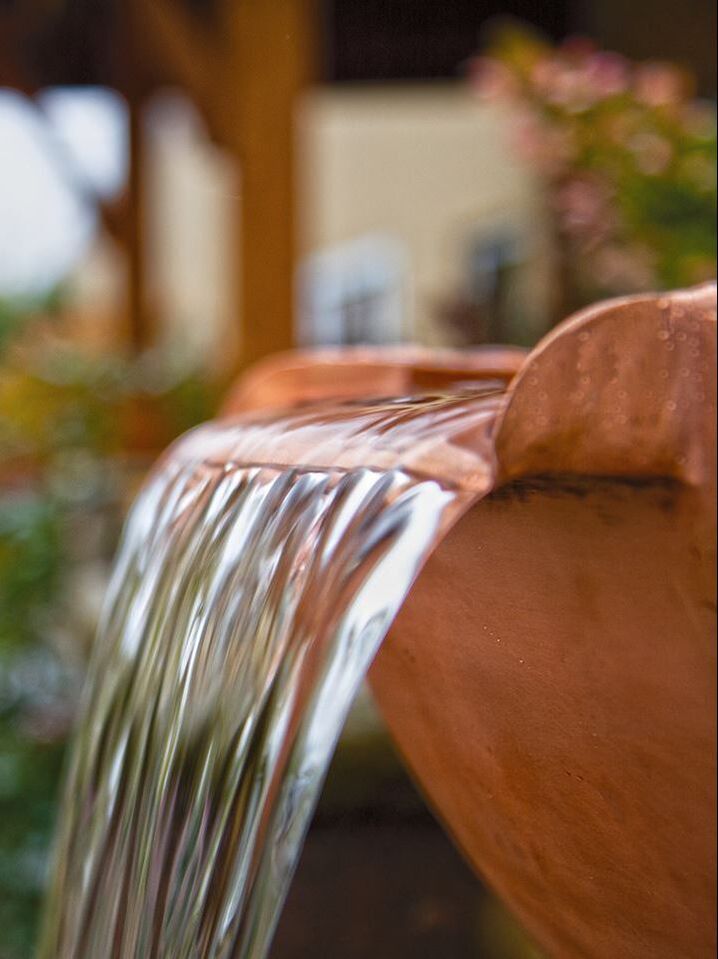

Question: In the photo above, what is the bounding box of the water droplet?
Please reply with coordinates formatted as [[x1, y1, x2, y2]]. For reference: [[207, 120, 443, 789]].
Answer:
[[657, 329, 671, 340], [664, 400, 677, 412], [528, 376, 539, 387], [659, 369, 670, 379], [664, 342, 675, 351], [616, 413, 628, 425], [578, 331, 590, 342], [676, 331, 687, 341], [657, 297, 670, 310], [538, 391, 548, 401], [680, 368, 690, 377], [580, 376, 591, 386], [617, 390, 627, 400]]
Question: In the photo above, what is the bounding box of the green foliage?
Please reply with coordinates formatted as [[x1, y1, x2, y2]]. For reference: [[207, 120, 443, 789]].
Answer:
[[0, 493, 67, 958], [0, 726, 66, 959], [0, 290, 64, 356], [473, 26, 717, 306], [0, 302, 220, 957], [0, 496, 61, 652]]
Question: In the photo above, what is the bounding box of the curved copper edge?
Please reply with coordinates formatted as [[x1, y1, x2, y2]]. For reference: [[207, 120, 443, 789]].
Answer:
[[221, 344, 527, 415], [494, 282, 717, 498], [222, 285, 717, 503]]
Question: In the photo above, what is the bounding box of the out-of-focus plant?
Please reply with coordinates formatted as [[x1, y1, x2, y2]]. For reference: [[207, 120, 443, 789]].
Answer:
[[0, 494, 70, 959], [1, 321, 218, 473], [471, 26, 717, 313], [0, 303, 219, 958]]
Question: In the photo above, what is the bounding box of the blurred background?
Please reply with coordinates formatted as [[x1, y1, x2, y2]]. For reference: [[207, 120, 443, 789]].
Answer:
[[0, 1, 715, 956]]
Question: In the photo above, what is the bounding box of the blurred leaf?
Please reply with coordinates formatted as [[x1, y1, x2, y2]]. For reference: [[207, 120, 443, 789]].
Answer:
[[0, 495, 61, 651]]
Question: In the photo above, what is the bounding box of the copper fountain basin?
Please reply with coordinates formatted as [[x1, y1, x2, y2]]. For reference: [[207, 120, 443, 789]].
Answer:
[[223, 285, 717, 959]]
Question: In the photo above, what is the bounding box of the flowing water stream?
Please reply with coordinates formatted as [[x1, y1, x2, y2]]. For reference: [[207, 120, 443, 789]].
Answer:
[[38, 386, 504, 959]]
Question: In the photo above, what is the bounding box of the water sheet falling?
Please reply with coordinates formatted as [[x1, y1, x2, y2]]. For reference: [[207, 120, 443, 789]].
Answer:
[[39, 386, 504, 959]]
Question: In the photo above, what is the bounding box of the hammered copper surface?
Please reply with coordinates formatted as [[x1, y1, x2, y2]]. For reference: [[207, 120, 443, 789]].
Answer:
[[225, 285, 717, 959]]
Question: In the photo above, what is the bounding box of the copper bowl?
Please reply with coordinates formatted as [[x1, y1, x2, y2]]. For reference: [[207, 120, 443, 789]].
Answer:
[[223, 285, 717, 959]]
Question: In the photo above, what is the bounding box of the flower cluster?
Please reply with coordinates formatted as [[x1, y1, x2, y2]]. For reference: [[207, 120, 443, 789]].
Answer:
[[471, 28, 717, 305]]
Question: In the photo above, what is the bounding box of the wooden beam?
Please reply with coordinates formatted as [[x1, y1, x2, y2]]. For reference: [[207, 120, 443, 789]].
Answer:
[[129, 0, 217, 108]]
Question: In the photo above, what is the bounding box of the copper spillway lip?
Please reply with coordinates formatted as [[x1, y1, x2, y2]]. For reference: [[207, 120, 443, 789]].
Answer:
[[222, 284, 717, 959], [221, 344, 527, 415]]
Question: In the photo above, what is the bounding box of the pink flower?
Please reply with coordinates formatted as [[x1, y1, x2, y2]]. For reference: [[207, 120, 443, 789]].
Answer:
[[592, 244, 656, 291], [512, 111, 576, 177], [470, 57, 520, 101], [545, 64, 590, 110], [584, 52, 631, 99], [634, 62, 686, 107], [531, 58, 565, 98], [554, 176, 616, 240], [533, 52, 628, 112]]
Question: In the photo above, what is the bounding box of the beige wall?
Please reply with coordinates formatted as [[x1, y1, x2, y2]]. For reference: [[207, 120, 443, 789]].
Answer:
[[66, 85, 551, 362], [299, 85, 550, 345]]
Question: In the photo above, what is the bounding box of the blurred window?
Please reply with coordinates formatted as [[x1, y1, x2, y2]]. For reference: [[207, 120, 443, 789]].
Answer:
[[299, 234, 408, 346]]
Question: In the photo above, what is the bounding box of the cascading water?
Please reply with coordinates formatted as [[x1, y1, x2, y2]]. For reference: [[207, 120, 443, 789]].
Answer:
[[38, 386, 504, 959]]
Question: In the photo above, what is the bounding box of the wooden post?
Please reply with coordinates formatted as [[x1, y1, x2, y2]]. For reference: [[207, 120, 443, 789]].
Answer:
[[118, 0, 155, 354], [122, 0, 315, 365], [215, 0, 315, 369], [125, 88, 148, 352]]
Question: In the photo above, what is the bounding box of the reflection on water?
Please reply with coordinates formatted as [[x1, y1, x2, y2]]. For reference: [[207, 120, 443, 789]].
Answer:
[[39, 387, 502, 958]]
